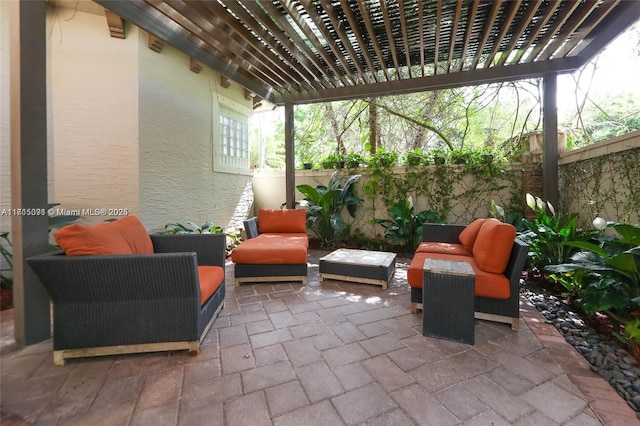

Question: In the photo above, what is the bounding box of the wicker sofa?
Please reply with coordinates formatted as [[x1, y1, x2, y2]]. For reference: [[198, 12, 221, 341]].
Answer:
[[407, 219, 529, 330], [27, 216, 225, 365], [231, 209, 309, 285]]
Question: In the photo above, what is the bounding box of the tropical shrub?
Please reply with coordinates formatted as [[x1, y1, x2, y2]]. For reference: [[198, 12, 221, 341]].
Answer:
[[546, 220, 640, 356], [374, 198, 445, 253], [296, 171, 362, 249], [490, 200, 526, 232], [518, 193, 594, 274]]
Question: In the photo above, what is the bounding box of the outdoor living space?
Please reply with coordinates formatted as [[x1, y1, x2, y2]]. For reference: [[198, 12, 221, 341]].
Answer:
[[1, 250, 636, 425], [4, 1, 640, 425]]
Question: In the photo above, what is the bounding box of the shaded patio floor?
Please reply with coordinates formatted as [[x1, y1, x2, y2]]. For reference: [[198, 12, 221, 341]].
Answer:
[[1, 249, 637, 425]]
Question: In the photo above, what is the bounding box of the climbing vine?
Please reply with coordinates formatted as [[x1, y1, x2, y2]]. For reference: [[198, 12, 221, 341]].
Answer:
[[559, 147, 640, 227], [349, 161, 523, 237]]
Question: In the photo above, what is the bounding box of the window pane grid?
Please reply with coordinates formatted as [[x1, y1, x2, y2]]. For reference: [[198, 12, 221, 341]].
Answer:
[[219, 106, 249, 169]]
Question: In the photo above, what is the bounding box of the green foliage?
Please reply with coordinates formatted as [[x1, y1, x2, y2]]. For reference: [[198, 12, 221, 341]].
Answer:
[[402, 149, 430, 166], [368, 150, 399, 168], [346, 230, 391, 252], [374, 199, 444, 253], [518, 194, 594, 274], [159, 220, 240, 255], [490, 200, 526, 232], [563, 93, 640, 148], [545, 222, 640, 353], [161, 221, 224, 235], [450, 147, 472, 164], [559, 148, 640, 228], [345, 152, 365, 168], [0, 233, 12, 290], [320, 153, 346, 169], [296, 171, 362, 249], [430, 149, 447, 164]]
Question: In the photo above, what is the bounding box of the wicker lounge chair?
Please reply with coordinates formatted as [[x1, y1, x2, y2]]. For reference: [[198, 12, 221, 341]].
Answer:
[[408, 221, 529, 330], [232, 209, 309, 285], [27, 218, 226, 365]]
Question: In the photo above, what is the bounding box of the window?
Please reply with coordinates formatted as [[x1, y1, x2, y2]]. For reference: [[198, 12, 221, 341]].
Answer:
[[217, 104, 250, 172]]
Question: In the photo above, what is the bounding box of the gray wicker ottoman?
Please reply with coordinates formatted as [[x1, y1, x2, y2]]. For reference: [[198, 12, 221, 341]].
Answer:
[[319, 249, 396, 289], [422, 258, 475, 344]]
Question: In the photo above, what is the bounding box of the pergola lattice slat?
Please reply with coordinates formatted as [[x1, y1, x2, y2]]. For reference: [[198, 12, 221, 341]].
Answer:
[[93, 0, 640, 105]]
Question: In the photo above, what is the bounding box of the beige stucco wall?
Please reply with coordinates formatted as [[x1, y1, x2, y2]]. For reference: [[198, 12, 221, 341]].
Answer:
[[559, 130, 640, 227], [138, 32, 253, 232], [47, 7, 140, 227], [42, 5, 252, 233], [253, 166, 520, 237]]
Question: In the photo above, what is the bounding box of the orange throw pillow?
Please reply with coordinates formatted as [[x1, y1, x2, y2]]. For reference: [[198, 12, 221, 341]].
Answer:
[[472, 218, 516, 274], [458, 218, 486, 253], [258, 209, 307, 233], [54, 216, 153, 256]]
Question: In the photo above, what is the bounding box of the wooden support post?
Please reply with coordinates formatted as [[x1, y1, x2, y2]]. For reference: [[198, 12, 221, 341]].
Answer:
[[284, 103, 295, 209], [542, 73, 559, 208], [9, 0, 51, 345]]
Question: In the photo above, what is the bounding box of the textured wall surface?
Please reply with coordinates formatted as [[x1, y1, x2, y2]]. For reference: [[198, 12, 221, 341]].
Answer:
[[559, 131, 640, 227], [253, 166, 521, 237], [10, 6, 254, 234], [138, 32, 253, 232], [48, 8, 139, 226]]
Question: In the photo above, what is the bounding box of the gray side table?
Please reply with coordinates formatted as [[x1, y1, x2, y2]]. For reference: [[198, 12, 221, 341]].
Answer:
[[422, 258, 476, 345]]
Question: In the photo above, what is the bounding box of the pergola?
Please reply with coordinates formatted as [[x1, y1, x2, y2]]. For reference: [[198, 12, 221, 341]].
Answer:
[[10, 1, 640, 343]]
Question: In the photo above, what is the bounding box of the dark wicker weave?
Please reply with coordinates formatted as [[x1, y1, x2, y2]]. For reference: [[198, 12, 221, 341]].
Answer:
[[422, 260, 475, 344], [411, 223, 529, 330], [234, 217, 308, 285], [27, 234, 226, 365]]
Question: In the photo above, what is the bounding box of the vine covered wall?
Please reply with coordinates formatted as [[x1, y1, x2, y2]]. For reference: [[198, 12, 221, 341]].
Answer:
[[253, 162, 524, 238], [559, 130, 640, 227], [252, 131, 638, 239]]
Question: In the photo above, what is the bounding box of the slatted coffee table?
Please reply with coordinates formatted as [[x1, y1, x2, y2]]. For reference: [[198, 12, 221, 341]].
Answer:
[[319, 248, 396, 289]]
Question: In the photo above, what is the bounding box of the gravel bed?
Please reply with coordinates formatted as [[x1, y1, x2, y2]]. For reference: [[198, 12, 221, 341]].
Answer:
[[521, 280, 640, 418]]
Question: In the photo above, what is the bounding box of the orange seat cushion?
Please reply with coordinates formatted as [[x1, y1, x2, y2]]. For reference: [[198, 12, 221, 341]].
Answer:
[[407, 252, 510, 299], [472, 219, 516, 274], [458, 218, 486, 252], [231, 233, 309, 264], [54, 216, 154, 256], [416, 242, 470, 256], [258, 209, 307, 234], [197, 266, 224, 306]]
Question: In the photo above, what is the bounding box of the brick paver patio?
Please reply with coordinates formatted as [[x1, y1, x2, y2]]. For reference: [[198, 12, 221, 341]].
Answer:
[[1, 249, 637, 425]]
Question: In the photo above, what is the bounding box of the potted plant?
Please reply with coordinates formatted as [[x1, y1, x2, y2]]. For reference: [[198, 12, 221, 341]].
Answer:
[[430, 149, 447, 165], [321, 153, 346, 169], [450, 147, 471, 164], [369, 149, 398, 168], [345, 152, 364, 168], [403, 149, 429, 167]]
